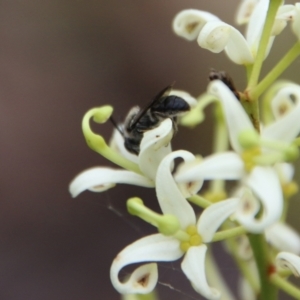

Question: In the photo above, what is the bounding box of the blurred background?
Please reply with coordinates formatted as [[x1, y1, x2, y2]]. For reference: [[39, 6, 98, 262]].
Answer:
[[0, 0, 299, 299]]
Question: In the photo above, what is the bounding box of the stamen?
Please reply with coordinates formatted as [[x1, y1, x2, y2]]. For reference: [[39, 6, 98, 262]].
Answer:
[[179, 225, 202, 252]]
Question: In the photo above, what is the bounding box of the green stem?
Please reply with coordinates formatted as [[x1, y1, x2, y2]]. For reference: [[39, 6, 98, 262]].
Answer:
[[247, 0, 282, 90], [270, 274, 300, 299], [241, 98, 261, 132], [248, 234, 277, 300], [253, 42, 300, 98], [212, 226, 247, 242], [188, 194, 211, 208]]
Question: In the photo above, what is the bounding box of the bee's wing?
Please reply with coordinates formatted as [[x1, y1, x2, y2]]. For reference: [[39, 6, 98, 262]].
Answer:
[[130, 85, 172, 129]]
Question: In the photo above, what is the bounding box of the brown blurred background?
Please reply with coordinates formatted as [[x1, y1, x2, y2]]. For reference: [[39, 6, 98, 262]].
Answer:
[[0, 0, 299, 299]]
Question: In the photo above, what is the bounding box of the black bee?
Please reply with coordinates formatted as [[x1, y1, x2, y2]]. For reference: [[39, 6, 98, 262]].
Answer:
[[209, 69, 240, 100], [112, 86, 190, 155]]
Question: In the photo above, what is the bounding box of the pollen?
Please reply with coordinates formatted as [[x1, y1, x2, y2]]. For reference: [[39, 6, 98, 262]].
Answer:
[[180, 225, 202, 252], [241, 146, 261, 172]]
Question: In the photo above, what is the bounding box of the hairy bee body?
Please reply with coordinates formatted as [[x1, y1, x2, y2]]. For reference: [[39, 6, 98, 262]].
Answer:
[[123, 87, 190, 155]]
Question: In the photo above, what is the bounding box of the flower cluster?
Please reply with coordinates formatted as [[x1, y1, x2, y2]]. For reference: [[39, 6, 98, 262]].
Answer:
[[70, 0, 300, 299]]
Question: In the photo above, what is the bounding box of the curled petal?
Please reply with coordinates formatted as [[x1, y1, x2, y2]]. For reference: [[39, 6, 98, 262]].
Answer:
[[265, 222, 300, 255], [198, 21, 254, 64], [272, 5, 295, 36], [181, 245, 220, 299], [246, 0, 268, 55], [175, 157, 203, 198], [175, 152, 244, 183], [156, 150, 197, 229], [270, 84, 300, 119], [197, 198, 240, 243], [208, 80, 254, 153], [292, 3, 300, 40], [110, 233, 182, 294], [69, 167, 154, 197], [276, 252, 300, 277], [263, 90, 300, 143], [109, 129, 139, 164], [236, 167, 283, 233], [236, 0, 259, 25], [173, 9, 220, 41], [139, 119, 173, 180]]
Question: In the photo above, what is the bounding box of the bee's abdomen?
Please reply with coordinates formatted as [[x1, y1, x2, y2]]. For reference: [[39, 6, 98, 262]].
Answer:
[[152, 96, 190, 116]]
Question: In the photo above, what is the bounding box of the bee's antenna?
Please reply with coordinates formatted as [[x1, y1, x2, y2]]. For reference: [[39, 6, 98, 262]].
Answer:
[[109, 116, 124, 136]]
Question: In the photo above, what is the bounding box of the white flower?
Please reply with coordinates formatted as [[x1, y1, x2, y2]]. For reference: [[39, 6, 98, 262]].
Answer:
[[173, 0, 295, 65], [69, 119, 174, 197], [110, 150, 240, 299], [175, 80, 300, 233], [270, 83, 300, 120], [276, 252, 300, 277]]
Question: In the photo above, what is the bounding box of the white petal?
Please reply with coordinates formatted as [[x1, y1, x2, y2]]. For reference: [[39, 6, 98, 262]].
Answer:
[[110, 233, 182, 294], [246, 0, 269, 55], [270, 84, 300, 119], [175, 157, 203, 198], [263, 104, 300, 143], [276, 252, 300, 277], [175, 152, 244, 183], [265, 222, 300, 255], [237, 167, 283, 233], [139, 119, 173, 180], [109, 128, 139, 164], [69, 167, 154, 197], [292, 3, 300, 40], [272, 5, 295, 36], [208, 80, 255, 153], [181, 245, 220, 299], [275, 162, 295, 183], [234, 187, 260, 229], [198, 21, 254, 64], [198, 198, 240, 243], [173, 9, 220, 41], [156, 150, 197, 229], [170, 90, 198, 108], [236, 0, 259, 25]]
